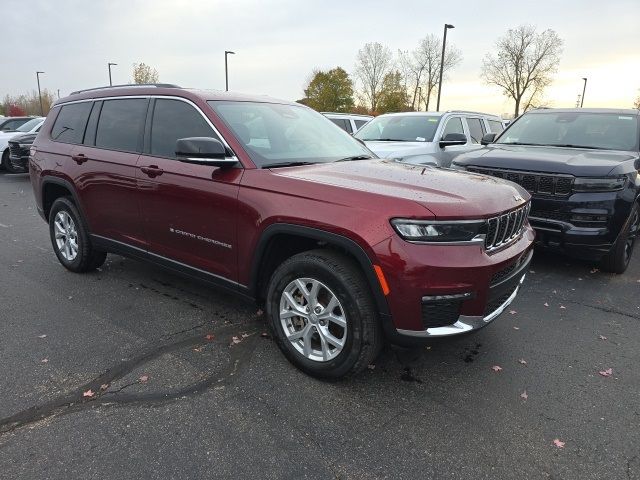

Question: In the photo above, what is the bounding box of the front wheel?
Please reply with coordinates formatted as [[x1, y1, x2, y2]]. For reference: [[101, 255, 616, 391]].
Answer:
[[1, 149, 18, 173], [601, 203, 639, 274], [266, 249, 382, 379]]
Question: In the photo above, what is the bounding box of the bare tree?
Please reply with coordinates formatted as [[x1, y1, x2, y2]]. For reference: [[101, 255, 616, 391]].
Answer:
[[399, 35, 461, 111], [481, 25, 563, 116], [354, 42, 393, 112], [132, 62, 159, 84], [634, 90, 640, 110]]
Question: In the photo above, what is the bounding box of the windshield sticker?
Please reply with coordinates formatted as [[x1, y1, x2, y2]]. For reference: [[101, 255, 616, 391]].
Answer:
[[619, 116, 633, 120], [416, 137, 426, 141], [427, 118, 438, 122]]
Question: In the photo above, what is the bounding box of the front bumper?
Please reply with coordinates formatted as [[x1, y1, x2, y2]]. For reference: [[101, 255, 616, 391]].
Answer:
[[373, 225, 535, 343], [9, 154, 29, 172]]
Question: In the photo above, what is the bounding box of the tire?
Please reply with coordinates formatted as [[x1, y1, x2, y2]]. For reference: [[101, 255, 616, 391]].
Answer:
[[266, 249, 382, 379], [49, 197, 107, 273], [1, 149, 17, 173], [601, 203, 639, 274]]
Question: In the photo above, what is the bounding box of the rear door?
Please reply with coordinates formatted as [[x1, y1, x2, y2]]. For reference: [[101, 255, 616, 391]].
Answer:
[[72, 97, 148, 248], [136, 97, 242, 281]]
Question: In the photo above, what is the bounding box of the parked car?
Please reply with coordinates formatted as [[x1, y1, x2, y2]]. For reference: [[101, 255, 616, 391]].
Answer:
[[8, 132, 38, 173], [30, 85, 534, 378], [354, 111, 505, 167], [322, 112, 372, 134], [0, 116, 34, 132], [1, 117, 44, 172], [453, 108, 640, 273]]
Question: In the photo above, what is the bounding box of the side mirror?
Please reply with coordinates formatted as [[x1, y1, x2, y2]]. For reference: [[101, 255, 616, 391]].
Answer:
[[439, 133, 467, 148], [481, 133, 497, 146], [176, 137, 236, 167]]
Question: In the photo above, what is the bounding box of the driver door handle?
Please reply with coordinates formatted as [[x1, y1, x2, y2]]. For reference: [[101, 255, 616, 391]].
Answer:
[[140, 165, 164, 178], [71, 154, 89, 164]]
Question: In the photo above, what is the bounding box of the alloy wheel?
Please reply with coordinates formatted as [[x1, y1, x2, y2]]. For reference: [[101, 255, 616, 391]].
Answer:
[[279, 278, 347, 362], [53, 211, 79, 261]]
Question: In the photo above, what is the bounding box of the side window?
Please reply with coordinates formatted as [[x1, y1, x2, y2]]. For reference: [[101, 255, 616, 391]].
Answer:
[[329, 118, 351, 132], [95, 99, 148, 153], [51, 102, 92, 144], [487, 119, 505, 134], [150, 99, 219, 159], [466, 117, 486, 143], [441, 117, 464, 137], [354, 120, 368, 130]]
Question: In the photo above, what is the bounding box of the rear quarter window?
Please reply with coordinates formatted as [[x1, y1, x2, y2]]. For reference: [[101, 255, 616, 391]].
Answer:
[[95, 99, 148, 152], [51, 102, 93, 144]]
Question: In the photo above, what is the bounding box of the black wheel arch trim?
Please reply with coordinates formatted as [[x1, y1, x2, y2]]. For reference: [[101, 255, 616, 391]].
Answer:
[[249, 223, 390, 316], [41, 176, 89, 225]]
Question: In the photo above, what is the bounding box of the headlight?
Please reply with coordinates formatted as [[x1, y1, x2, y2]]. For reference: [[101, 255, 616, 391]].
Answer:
[[391, 219, 485, 243], [573, 176, 626, 192], [449, 163, 466, 171]]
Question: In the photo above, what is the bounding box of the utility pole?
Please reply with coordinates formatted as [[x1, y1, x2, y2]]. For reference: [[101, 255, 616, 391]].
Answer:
[[580, 77, 587, 108], [225, 51, 235, 91], [108, 63, 117, 86], [36, 71, 45, 116], [417, 86, 422, 111], [436, 24, 455, 112]]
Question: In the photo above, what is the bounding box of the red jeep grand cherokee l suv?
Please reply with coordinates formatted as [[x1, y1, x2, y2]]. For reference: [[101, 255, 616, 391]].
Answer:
[[29, 85, 534, 378]]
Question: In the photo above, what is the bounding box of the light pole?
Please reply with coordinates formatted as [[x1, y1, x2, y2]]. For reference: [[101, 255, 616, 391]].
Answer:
[[436, 23, 454, 112], [417, 86, 422, 111], [225, 51, 235, 91], [36, 71, 45, 116], [108, 63, 117, 86], [580, 77, 587, 108]]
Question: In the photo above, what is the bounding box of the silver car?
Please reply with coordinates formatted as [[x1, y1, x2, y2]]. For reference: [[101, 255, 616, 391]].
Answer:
[[354, 110, 505, 167]]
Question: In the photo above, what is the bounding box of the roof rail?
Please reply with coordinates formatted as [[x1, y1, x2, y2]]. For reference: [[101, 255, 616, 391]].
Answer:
[[69, 83, 180, 95]]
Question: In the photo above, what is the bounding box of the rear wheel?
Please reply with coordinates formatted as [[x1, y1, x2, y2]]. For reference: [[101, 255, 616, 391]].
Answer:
[[266, 249, 382, 379], [601, 203, 639, 274], [49, 197, 106, 273], [1, 149, 19, 173]]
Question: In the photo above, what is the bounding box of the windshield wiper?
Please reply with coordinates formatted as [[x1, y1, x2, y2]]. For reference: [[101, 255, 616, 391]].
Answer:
[[546, 144, 604, 150], [335, 155, 373, 162], [500, 142, 545, 146], [262, 161, 317, 168], [359, 138, 409, 142]]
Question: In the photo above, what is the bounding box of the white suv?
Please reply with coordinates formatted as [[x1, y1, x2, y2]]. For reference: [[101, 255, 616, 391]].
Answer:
[[354, 111, 505, 167], [322, 112, 373, 134]]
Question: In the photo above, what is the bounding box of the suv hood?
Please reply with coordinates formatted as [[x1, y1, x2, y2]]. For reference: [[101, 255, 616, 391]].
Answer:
[[7, 132, 37, 144], [454, 144, 638, 176], [273, 160, 529, 219], [364, 141, 436, 159]]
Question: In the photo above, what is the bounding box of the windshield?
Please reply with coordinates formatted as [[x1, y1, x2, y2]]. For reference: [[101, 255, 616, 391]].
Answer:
[[17, 118, 42, 132], [497, 112, 639, 151], [208, 101, 372, 167], [354, 115, 441, 142]]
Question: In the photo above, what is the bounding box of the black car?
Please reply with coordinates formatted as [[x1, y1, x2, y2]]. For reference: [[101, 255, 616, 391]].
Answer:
[[7, 132, 36, 173], [453, 108, 639, 273]]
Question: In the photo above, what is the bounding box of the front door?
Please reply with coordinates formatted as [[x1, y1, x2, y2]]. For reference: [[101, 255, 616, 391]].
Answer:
[[136, 98, 242, 282]]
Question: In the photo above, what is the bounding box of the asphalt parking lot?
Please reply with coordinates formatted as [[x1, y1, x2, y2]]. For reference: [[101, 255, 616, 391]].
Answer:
[[0, 172, 638, 480]]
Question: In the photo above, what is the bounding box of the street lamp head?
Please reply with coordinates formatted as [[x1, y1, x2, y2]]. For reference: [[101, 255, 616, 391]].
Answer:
[[582, 77, 587, 81], [108, 62, 118, 66], [36, 71, 45, 74], [445, 24, 455, 29], [225, 51, 235, 55]]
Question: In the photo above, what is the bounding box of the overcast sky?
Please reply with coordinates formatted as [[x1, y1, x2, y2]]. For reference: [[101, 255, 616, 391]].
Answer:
[[3, 0, 639, 116]]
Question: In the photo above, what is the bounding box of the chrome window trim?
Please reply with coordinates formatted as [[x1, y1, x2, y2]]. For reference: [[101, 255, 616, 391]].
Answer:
[[54, 95, 237, 160]]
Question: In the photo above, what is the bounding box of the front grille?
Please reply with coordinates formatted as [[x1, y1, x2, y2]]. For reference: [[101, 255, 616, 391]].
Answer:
[[421, 300, 462, 329], [8, 142, 28, 158], [467, 167, 574, 197], [485, 203, 530, 252], [529, 209, 571, 223], [484, 285, 518, 316]]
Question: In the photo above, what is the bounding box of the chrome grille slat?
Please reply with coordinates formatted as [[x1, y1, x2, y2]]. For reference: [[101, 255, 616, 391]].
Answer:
[[484, 202, 530, 252]]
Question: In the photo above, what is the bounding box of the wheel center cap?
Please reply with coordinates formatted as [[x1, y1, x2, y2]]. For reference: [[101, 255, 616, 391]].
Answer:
[[309, 314, 318, 324]]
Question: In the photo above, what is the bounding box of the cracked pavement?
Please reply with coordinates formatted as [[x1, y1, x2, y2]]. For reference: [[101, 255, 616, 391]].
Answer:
[[1, 172, 639, 479]]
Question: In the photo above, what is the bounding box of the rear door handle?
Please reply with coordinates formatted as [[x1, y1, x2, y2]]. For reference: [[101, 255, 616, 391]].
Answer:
[[140, 165, 164, 178], [71, 154, 88, 164]]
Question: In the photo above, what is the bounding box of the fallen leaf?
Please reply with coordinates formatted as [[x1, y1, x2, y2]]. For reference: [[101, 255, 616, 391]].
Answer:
[[193, 346, 204, 352], [83, 389, 95, 398], [508, 310, 517, 315], [100, 384, 109, 390], [590, 268, 599, 274], [205, 334, 215, 341], [518, 359, 527, 365], [139, 375, 149, 383], [256, 309, 264, 316], [560, 305, 566, 309], [544, 302, 549, 307], [529, 270, 536, 274], [260, 332, 269, 338], [37, 334, 47, 339], [41, 358, 49, 363], [241, 333, 250, 338], [578, 277, 583, 281], [598, 368, 613, 377], [598, 335, 607, 341], [553, 439, 565, 448], [513, 326, 520, 330], [552, 290, 557, 294], [491, 365, 503, 372], [367, 364, 375, 370], [230, 336, 241, 346], [520, 390, 528, 400]]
